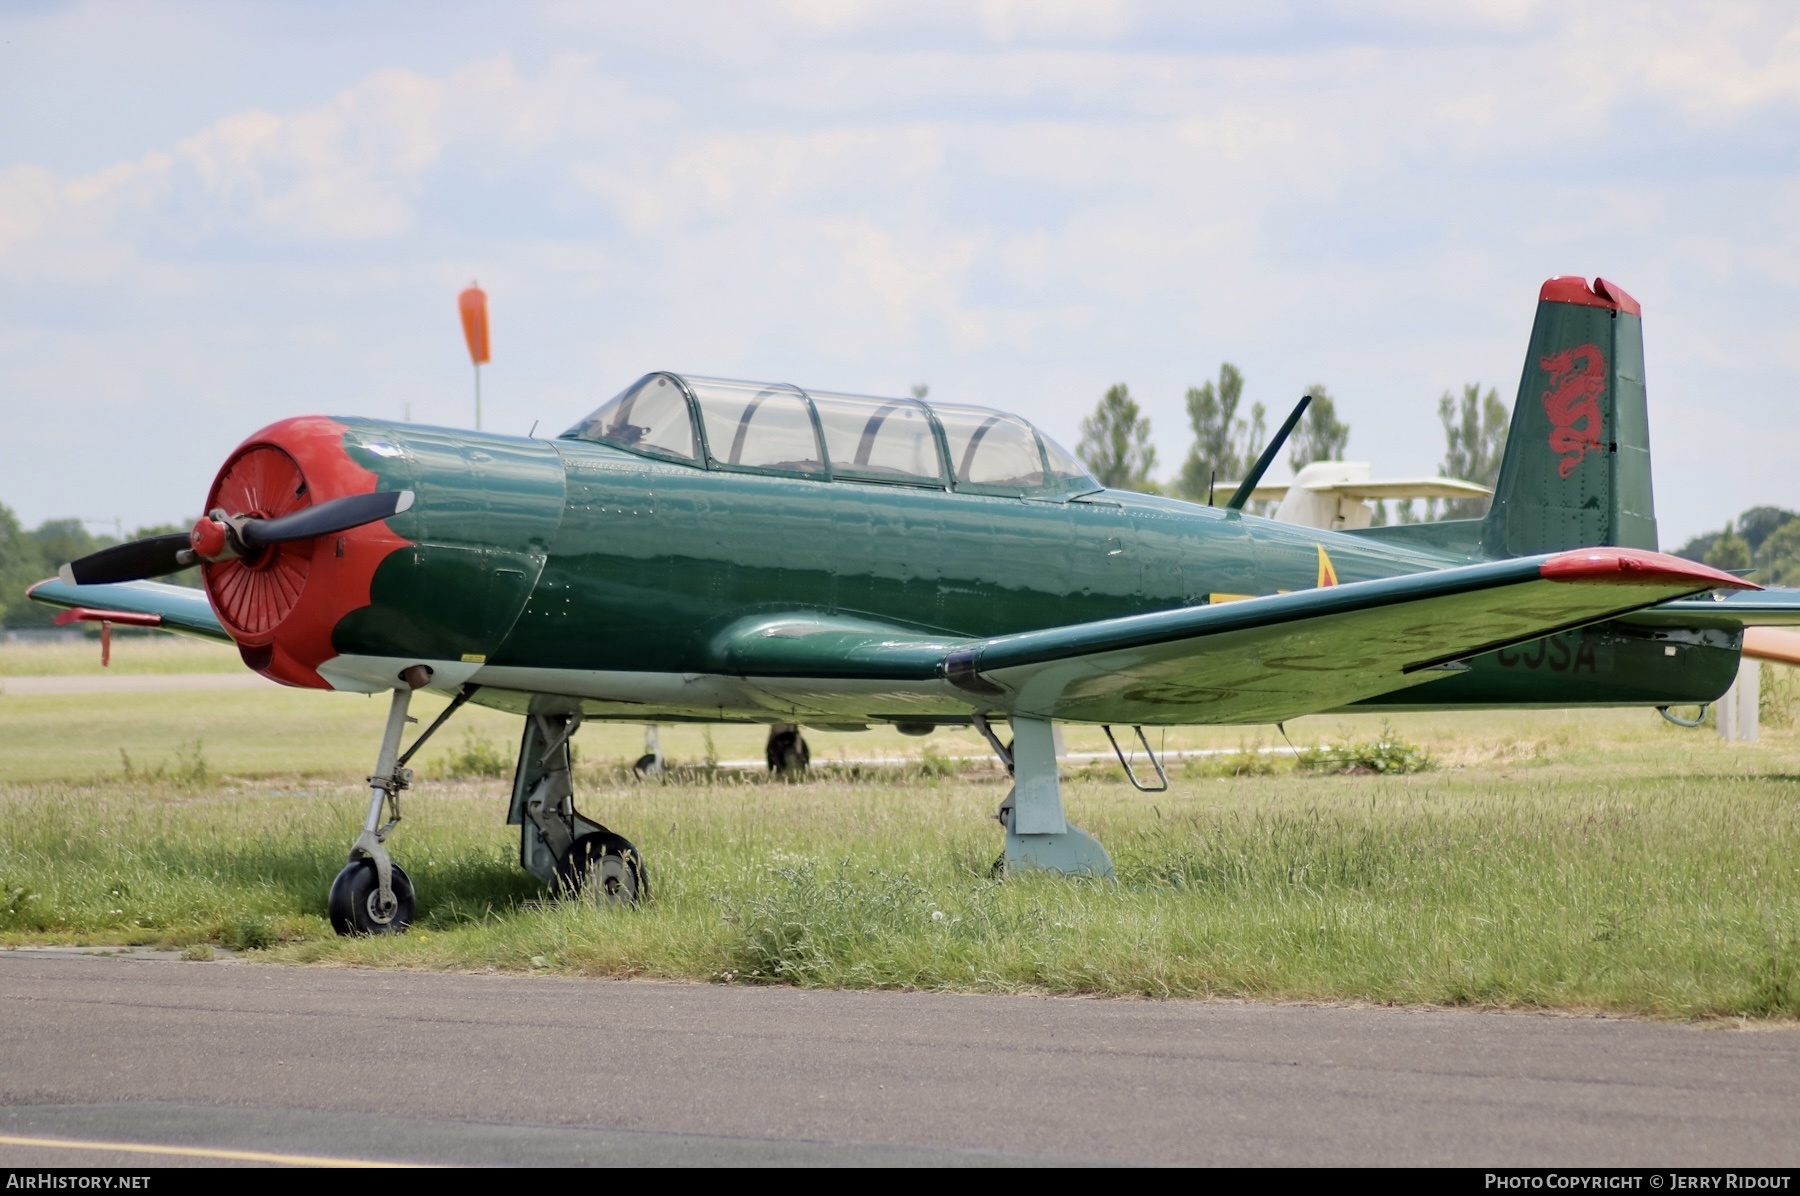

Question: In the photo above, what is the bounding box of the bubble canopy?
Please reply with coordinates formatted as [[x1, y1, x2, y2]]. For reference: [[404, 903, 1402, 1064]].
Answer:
[[563, 373, 1098, 497]]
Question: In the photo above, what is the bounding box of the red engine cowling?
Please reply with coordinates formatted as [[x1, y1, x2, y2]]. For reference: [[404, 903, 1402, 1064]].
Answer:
[[202, 417, 409, 689]]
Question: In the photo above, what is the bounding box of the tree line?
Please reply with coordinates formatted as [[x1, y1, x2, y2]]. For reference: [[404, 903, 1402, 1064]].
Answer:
[[0, 506, 200, 629], [1675, 507, 1800, 586], [1073, 365, 1509, 523]]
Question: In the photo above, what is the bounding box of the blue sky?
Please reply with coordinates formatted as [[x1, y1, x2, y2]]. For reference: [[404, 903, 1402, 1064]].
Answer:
[[2, 1, 1796, 545]]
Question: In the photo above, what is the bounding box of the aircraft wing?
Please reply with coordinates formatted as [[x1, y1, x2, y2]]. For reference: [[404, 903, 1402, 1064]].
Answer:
[[711, 548, 1750, 725], [1215, 477, 1493, 503], [1217, 481, 1290, 502], [952, 548, 1748, 723], [1317, 477, 1493, 501], [26, 578, 231, 642]]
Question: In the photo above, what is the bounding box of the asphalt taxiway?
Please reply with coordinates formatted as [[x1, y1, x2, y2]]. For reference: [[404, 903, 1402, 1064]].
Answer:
[[1, 950, 1796, 1167]]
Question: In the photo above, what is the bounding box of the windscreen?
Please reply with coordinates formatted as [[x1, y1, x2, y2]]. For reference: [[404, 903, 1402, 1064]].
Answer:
[[1038, 431, 1097, 489], [562, 374, 698, 463], [931, 404, 1047, 492]]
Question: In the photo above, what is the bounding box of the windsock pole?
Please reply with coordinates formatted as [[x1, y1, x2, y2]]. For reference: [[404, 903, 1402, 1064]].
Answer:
[[458, 283, 491, 431]]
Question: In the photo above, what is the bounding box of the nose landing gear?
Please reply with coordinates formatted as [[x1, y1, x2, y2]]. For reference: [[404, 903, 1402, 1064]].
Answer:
[[329, 858, 416, 935], [328, 670, 475, 937], [330, 683, 420, 936]]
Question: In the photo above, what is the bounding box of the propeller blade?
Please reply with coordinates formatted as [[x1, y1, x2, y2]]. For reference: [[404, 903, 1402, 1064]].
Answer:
[[58, 490, 413, 583], [58, 534, 195, 586], [238, 490, 414, 548]]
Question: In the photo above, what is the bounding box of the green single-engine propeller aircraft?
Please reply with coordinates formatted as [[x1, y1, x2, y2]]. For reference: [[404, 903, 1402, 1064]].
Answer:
[[31, 274, 1800, 935]]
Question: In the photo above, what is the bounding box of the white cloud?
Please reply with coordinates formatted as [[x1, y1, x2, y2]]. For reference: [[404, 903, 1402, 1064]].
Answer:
[[0, 2, 1796, 544], [174, 69, 443, 240]]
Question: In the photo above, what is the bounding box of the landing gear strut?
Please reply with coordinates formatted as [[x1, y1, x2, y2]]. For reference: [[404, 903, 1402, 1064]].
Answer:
[[975, 713, 1113, 880], [509, 713, 647, 903], [331, 672, 419, 935], [328, 671, 475, 936]]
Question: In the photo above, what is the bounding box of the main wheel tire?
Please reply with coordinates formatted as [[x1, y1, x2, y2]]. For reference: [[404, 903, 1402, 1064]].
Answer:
[[557, 832, 648, 905], [328, 858, 415, 936], [766, 726, 810, 775]]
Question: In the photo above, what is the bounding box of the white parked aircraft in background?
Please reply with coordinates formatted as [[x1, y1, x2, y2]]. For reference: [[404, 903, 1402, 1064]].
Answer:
[[1224, 461, 1494, 532]]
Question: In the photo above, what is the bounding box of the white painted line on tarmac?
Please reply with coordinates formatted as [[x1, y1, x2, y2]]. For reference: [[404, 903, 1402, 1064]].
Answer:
[[0, 1131, 425, 1168]]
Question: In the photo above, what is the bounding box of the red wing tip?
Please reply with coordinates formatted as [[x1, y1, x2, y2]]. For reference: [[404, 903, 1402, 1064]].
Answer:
[[1538, 275, 1642, 317], [1539, 548, 1758, 591]]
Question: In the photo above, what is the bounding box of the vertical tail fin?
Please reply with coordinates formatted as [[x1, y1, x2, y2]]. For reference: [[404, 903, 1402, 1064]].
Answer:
[[1481, 276, 1658, 555]]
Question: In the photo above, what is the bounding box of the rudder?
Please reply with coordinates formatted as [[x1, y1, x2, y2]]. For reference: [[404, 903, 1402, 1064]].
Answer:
[[1481, 275, 1658, 555]]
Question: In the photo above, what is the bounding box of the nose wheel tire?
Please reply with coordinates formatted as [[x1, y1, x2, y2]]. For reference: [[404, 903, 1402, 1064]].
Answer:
[[328, 858, 416, 936], [557, 832, 648, 905]]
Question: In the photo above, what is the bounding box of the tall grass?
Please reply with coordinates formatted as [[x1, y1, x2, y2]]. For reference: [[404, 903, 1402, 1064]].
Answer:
[[0, 635, 240, 676], [2, 748, 1796, 1019]]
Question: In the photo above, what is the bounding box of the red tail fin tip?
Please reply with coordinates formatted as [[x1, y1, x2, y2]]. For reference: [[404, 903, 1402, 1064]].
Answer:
[[1538, 275, 1641, 317]]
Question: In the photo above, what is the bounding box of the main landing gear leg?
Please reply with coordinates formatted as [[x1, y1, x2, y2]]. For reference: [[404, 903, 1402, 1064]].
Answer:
[[508, 713, 647, 904], [330, 684, 418, 935], [980, 715, 1114, 880]]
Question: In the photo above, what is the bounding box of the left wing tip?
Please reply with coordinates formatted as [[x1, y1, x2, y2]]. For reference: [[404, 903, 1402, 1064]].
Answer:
[[1540, 547, 1759, 592]]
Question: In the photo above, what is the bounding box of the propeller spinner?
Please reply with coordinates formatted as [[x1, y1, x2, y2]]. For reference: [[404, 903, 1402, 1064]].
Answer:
[[59, 490, 415, 586]]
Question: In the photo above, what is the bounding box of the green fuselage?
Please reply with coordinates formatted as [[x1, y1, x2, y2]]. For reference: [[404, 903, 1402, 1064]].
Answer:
[[321, 418, 1739, 725]]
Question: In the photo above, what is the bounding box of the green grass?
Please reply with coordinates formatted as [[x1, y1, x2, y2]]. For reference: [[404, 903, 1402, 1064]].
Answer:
[[0, 635, 242, 676], [0, 670, 1721, 785], [1, 685, 1797, 1019]]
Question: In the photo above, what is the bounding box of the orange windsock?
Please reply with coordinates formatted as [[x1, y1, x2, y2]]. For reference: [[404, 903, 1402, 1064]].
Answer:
[[458, 283, 490, 365]]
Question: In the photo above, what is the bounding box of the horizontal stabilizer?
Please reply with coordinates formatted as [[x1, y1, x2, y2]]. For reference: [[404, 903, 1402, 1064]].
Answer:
[[1624, 586, 1800, 629]]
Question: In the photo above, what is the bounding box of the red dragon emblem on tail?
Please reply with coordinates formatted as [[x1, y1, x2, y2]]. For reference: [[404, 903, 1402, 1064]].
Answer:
[[1539, 343, 1606, 478]]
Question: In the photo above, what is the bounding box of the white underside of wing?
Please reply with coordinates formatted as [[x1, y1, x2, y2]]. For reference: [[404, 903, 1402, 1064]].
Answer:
[[316, 654, 976, 722]]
